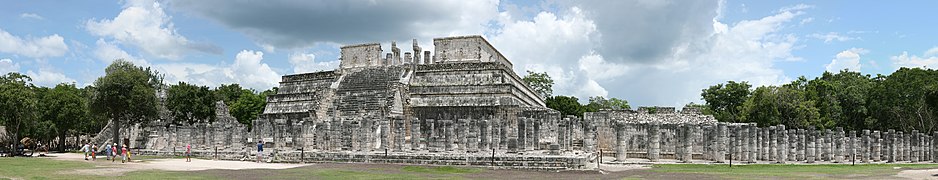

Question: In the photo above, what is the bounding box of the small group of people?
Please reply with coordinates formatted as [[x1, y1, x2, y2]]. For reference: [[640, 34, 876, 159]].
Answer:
[[81, 142, 131, 163]]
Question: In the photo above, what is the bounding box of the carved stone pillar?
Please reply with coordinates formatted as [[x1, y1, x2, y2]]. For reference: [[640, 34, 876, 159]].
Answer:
[[648, 123, 661, 162], [912, 130, 920, 162], [777, 125, 786, 164], [615, 122, 627, 162], [797, 129, 805, 161], [749, 124, 758, 163], [806, 127, 816, 163], [862, 130, 870, 163], [683, 124, 693, 163], [887, 129, 896, 163]]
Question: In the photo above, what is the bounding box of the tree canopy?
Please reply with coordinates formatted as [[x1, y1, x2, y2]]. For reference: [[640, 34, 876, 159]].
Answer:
[[167, 82, 217, 125], [90, 59, 161, 144], [40, 83, 88, 151], [703, 68, 938, 132], [522, 71, 553, 99], [0, 72, 38, 155]]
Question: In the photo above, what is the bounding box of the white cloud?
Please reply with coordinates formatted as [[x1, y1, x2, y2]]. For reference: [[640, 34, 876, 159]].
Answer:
[[26, 69, 76, 87], [490, 6, 603, 99], [891, 49, 938, 69], [0, 58, 21, 74], [800, 17, 814, 25], [19, 13, 44, 20], [493, 2, 805, 106], [86, 0, 219, 60], [809, 32, 857, 43], [94, 39, 150, 67], [156, 50, 280, 90], [0, 28, 68, 58], [172, 0, 499, 49], [825, 48, 868, 72], [778, 4, 814, 12], [288, 52, 340, 74], [925, 47, 938, 57]]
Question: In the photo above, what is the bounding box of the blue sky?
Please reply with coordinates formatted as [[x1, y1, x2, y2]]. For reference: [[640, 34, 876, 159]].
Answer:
[[1, 0, 937, 107]]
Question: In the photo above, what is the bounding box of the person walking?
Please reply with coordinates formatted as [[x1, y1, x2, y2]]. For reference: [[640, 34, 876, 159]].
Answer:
[[185, 143, 192, 162], [90, 143, 97, 161], [105, 143, 112, 160], [111, 143, 118, 162], [121, 145, 128, 163], [81, 143, 90, 160], [256, 141, 264, 163]]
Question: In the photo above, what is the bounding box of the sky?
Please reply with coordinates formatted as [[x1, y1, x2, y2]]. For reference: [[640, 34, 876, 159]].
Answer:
[[1, 0, 937, 107]]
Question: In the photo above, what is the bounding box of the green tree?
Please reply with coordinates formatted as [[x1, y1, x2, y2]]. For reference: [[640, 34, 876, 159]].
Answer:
[[0, 72, 38, 156], [214, 84, 243, 106], [40, 83, 88, 151], [522, 71, 553, 99], [229, 90, 266, 129], [701, 81, 752, 123], [546, 96, 584, 117], [584, 96, 631, 111], [90, 59, 161, 145], [167, 82, 217, 125]]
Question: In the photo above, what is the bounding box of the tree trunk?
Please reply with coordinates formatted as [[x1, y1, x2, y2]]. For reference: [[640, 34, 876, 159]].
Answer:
[[112, 119, 120, 147], [58, 130, 67, 152]]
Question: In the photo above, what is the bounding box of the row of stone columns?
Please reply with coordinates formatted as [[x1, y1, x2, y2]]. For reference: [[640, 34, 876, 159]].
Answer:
[[611, 122, 938, 163]]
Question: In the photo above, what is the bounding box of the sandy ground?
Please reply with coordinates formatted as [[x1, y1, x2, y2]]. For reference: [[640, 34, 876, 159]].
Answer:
[[49, 153, 306, 176], [896, 168, 938, 180]]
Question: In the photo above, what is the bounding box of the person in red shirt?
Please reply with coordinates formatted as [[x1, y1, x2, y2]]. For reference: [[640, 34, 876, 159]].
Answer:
[[121, 145, 128, 163], [185, 144, 192, 162]]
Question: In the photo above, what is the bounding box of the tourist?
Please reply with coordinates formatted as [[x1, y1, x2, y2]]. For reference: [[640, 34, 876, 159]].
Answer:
[[105, 143, 112, 160], [91, 143, 97, 161], [121, 145, 128, 163], [81, 143, 90, 160], [256, 140, 264, 163], [126, 145, 132, 162], [185, 143, 191, 162], [111, 143, 118, 162]]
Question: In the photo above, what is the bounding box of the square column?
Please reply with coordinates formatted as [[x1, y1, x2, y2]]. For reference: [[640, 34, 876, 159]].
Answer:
[[648, 123, 661, 162], [806, 127, 816, 163], [862, 130, 871, 163], [411, 118, 422, 151]]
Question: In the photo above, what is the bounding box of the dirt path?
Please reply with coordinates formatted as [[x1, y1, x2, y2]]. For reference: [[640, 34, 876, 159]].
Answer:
[[49, 153, 306, 176], [897, 168, 938, 180]]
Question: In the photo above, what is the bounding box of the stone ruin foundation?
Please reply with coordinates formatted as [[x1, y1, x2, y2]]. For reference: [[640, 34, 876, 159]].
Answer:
[[94, 35, 938, 170]]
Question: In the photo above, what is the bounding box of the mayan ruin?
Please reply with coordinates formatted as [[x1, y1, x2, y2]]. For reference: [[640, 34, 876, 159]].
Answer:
[[82, 35, 936, 170]]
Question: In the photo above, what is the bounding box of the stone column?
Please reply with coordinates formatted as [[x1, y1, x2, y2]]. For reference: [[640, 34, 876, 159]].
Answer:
[[482, 119, 491, 151], [468, 119, 479, 153], [912, 130, 920, 162], [788, 129, 797, 161], [931, 131, 938, 163], [457, 119, 469, 152], [684, 124, 694, 163], [888, 129, 896, 163], [777, 125, 787, 164], [848, 130, 857, 163], [445, 120, 455, 152], [749, 124, 758, 163], [411, 118, 422, 151], [895, 131, 902, 162], [806, 127, 816, 163], [739, 125, 748, 162], [714, 123, 726, 163], [648, 123, 661, 162], [862, 130, 870, 163], [797, 129, 805, 161], [769, 126, 777, 162], [427, 119, 436, 152], [820, 129, 834, 162], [615, 123, 627, 162], [832, 127, 843, 163], [423, 51, 431, 64], [873, 131, 882, 162], [763, 127, 770, 161]]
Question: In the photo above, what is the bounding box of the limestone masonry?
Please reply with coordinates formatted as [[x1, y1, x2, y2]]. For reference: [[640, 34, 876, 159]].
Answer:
[[95, 36, 938, 169]]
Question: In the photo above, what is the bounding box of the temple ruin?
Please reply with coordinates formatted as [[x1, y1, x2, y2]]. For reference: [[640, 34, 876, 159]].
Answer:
[[98, 35, 938, 169]]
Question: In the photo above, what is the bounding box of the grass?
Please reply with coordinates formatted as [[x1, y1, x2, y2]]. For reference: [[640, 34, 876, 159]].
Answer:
[[401, 166, 481, 174], [651, 163, 938, 179], [0, 157, 99, 180]]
